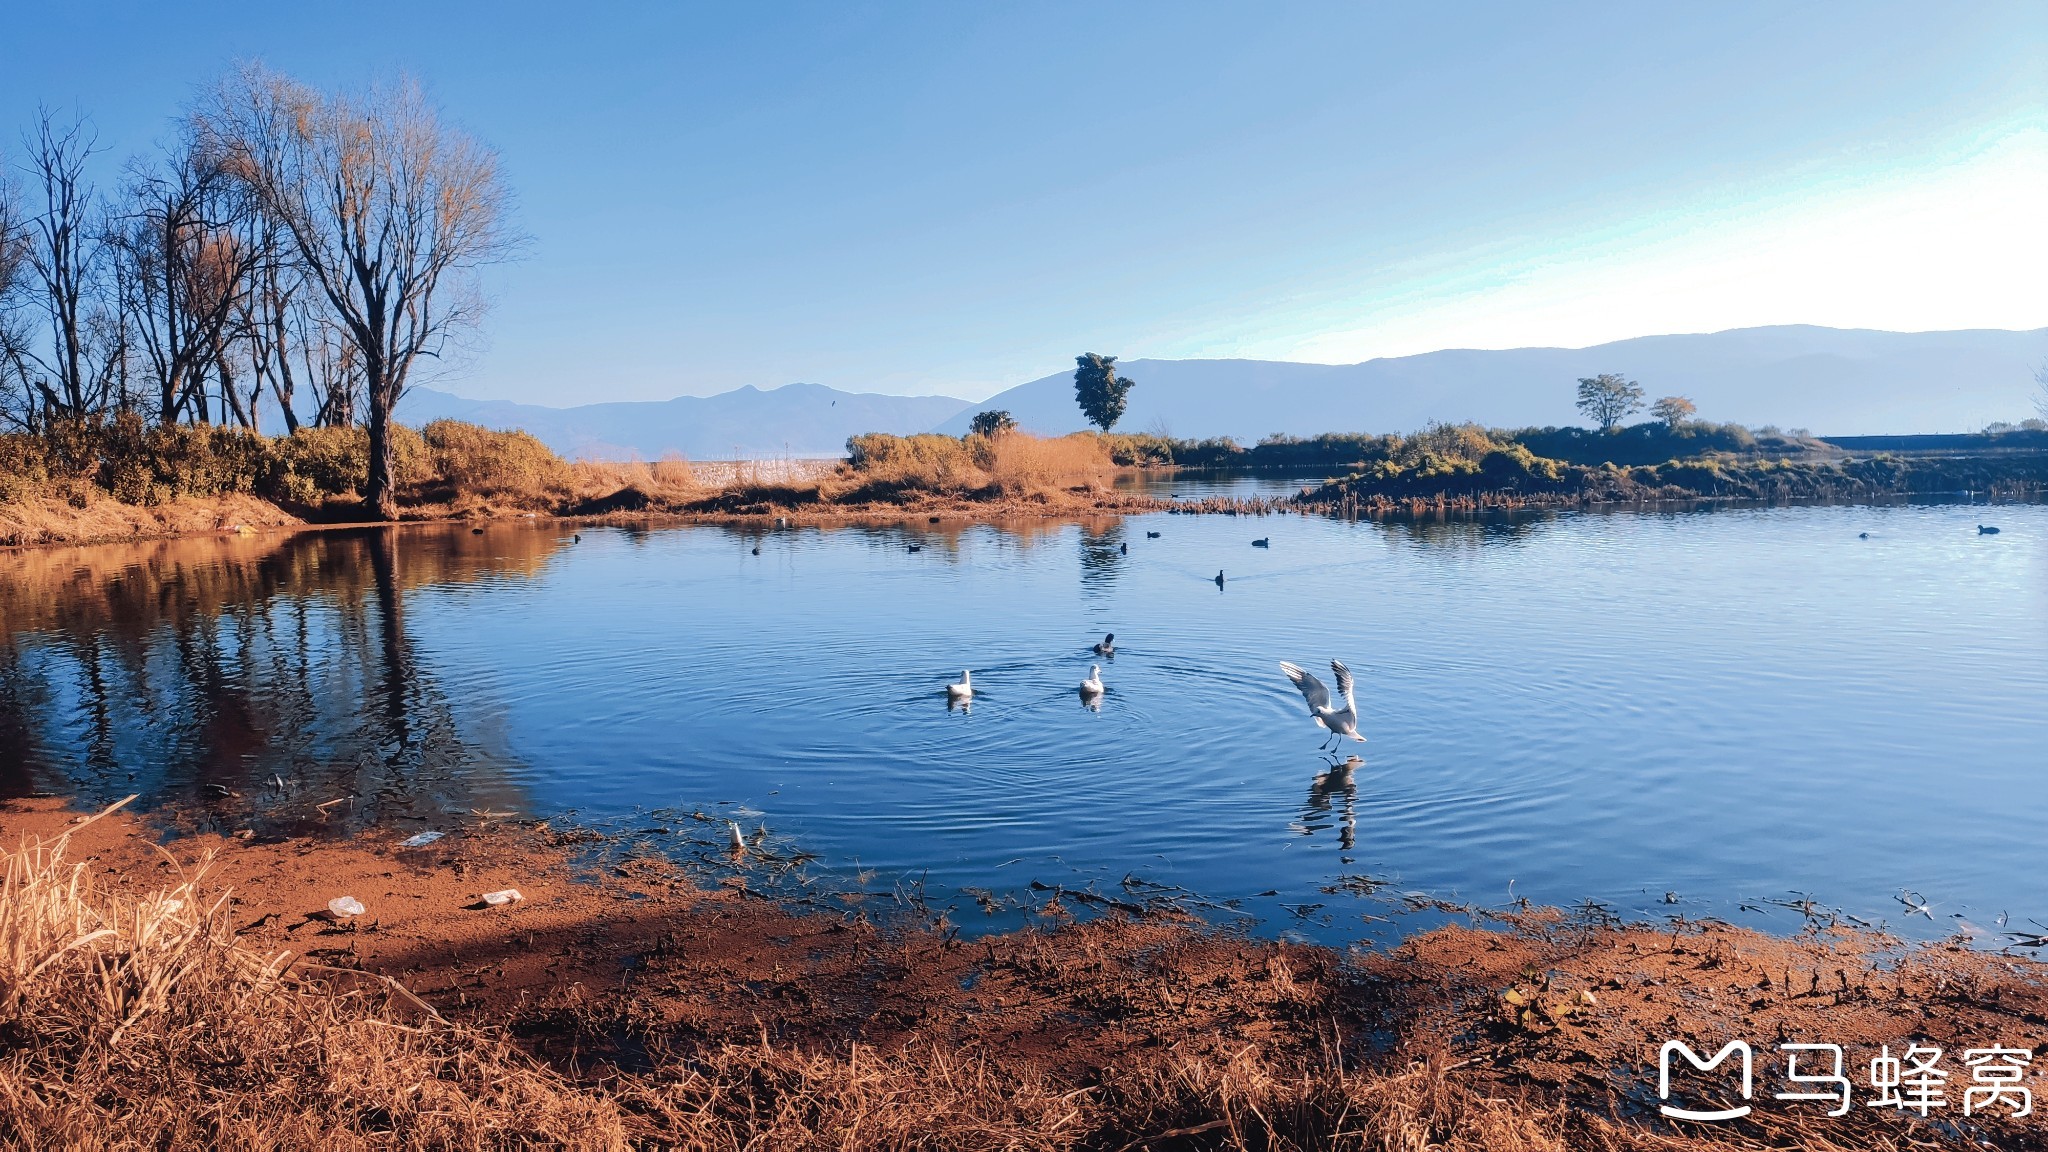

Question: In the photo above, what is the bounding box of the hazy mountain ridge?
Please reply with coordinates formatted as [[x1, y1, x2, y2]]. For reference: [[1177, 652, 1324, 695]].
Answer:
[[397, 382, 973, 459], [934, 326, 2048, 440], [399, 326, 2048, 458]]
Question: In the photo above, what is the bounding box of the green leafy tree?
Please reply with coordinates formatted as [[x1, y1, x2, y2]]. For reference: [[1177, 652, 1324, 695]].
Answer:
[[1650, 395, 1697, 428], [1073, 353, 1134, 432], [968, 409, 1016, 438], [1575, 373, 1645, 430]]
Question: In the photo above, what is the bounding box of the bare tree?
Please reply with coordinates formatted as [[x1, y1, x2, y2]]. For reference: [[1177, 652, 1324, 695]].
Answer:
[[0, 163, 35, 429], [20, 109, 122, 422], [113, 126, 268, 425], [206, 66, 513, 517], [232, 229, 301, 433], [295, 294, 361, 428]]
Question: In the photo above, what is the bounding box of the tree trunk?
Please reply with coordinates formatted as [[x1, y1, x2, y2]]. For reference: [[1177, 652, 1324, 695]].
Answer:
[[160, 366, 184, 425], [218, 347, 251, 430], [271, 308, 300, 434], [363, 358, 397, 519]]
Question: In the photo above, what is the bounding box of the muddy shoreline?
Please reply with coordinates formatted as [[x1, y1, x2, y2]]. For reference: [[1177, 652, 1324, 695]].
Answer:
[[7, 796, 2043, 1149]]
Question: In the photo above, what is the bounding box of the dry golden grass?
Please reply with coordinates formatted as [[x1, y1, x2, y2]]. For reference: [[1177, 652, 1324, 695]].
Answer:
[[836, 431, 1113, 500], [5, 801, 2004, 1150], [569, 456, 701, 503], [982, 431, 1113, 496], [0, 798, 628, 1151]]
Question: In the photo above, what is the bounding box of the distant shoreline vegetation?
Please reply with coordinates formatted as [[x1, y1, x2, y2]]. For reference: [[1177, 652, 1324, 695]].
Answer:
[[848, 419, 2048, 508], [3, 412, 2046, 547]]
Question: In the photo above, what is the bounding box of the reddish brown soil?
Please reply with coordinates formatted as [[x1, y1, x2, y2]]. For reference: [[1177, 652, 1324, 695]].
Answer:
[[11, 798, 2045, 1149]]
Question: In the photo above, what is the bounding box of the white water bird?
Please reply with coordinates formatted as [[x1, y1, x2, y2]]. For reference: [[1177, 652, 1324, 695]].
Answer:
[[1080, 664, 1105, 698], [947, 670, 973, 700], [1280, 660, 1366, 749], [1093, 633, 1115, 656], [728, 821, 747, 852]]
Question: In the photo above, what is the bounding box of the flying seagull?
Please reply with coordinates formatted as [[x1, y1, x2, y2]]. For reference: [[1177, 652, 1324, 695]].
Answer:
[[1280, 660, 1365, 749]]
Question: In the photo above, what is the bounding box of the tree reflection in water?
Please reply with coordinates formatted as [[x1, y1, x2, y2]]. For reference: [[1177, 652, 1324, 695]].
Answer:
[[0, 525, 568, 834]]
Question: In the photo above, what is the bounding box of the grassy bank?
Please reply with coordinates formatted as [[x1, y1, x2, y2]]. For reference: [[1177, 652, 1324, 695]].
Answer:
[[3, 797, 2041, 1150], [0, 415, 707, 546], [1292, 423, 2048, 512], [4, 416, 2044, 549]]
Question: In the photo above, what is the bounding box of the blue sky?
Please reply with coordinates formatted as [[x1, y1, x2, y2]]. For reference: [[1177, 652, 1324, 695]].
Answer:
[[3, 2, 2043, 403]]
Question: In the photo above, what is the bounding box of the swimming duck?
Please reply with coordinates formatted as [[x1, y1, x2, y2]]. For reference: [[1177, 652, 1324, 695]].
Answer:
[[947, 670, 973, 700], [1093, 633, 1115, 656]]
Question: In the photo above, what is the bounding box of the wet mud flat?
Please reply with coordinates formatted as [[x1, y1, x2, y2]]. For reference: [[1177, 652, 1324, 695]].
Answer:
[[4, 797, 2044, 1150]]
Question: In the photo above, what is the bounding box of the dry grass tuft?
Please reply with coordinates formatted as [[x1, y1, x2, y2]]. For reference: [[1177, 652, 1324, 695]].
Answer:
[[983, 432, 1113, 496], [570, 456, 701, 504], [0, 798, 627, 1150], [837, 430, 1113, 500], [606, 1037, 1582, 1151]]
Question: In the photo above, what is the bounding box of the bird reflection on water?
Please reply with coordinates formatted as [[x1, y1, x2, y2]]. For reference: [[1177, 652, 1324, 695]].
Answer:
[[1301, 755, 1363, 857]]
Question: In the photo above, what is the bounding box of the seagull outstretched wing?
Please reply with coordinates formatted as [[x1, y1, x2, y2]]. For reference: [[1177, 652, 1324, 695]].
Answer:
[[1331, 660, 1356, 710], [1280, 661, 1331, 715]]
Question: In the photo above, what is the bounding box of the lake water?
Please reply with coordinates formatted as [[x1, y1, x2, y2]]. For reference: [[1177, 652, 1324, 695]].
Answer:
[[4, 493, 2043, 943]]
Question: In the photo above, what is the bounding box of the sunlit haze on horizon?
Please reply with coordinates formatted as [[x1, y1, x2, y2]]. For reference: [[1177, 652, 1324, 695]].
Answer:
[[3, 1, 2042, 404]]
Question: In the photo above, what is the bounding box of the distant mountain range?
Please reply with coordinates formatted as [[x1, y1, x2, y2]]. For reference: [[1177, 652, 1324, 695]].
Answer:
[[401, 326, 2048, 458], [398, 382, 972, 459], [935, 326, 2048, 440]]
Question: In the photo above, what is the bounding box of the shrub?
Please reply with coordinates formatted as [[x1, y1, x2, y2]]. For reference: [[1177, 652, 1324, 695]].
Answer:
[[420, 419, 572, 502], [88, 415, 269, 507], [261, 424, 425, 506], [844, 432, 986, 492], [0, 434, 52, 504]]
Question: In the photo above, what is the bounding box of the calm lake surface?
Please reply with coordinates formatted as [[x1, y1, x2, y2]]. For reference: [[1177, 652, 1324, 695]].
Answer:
[[5, 492, 2043, 942]]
